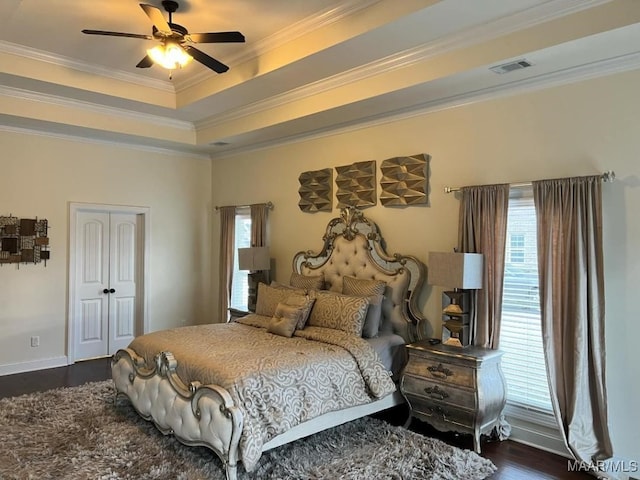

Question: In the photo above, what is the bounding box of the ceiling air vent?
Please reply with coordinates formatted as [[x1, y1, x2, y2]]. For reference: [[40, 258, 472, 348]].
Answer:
[[490, 59, 533, 74], [211, 141, 230, 147]]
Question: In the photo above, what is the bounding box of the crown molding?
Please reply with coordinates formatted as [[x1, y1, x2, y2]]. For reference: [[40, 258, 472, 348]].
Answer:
[[174, 0, 383, 92], [197, 0, 611, 131], [383, 51, 640, 128], [0, 84, 193, 131], [0, 124, 210, 161], [210, 50, 640, 160], [5, 46, 635, 162], [0, 40, 174, 93]]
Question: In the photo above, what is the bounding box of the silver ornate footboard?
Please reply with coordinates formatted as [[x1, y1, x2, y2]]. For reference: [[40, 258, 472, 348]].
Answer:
[[111, 349, 244, 480]]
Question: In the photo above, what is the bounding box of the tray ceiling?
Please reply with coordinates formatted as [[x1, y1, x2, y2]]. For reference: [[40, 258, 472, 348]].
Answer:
[[1, 0, 639, 158]]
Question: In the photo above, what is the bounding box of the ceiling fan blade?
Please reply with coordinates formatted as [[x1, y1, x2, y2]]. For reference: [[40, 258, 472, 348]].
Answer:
[[82, 29, 153, 40], [136, 55, 154, 68], [187, 31, 245, 43], [139, 3, 172, 36], [183, 45, 229, 73]]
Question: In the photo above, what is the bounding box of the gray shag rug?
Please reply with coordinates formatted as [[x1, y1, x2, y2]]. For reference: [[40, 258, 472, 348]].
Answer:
[[0, 381, 496, 479]]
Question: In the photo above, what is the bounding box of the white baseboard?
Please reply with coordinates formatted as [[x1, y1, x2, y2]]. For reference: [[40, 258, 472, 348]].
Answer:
[[508, 427, 570, 458], [505, 404, 571, 458], [0, 356, 68, 376]]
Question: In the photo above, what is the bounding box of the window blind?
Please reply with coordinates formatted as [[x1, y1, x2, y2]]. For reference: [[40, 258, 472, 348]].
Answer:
[[501, 194, 553, 413], [229, 210, 251, 310]]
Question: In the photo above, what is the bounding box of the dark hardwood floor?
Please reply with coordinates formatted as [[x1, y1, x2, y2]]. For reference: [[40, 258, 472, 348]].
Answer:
[[0, 358, 112, 400], [0, 359, 590, 479], [481, 440, 591, 480], [375, 408, 592, 479]]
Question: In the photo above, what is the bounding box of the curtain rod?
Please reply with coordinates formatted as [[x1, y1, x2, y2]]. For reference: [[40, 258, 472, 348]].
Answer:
[[443, 171, 616, 193], [214, 201, 274, 211]]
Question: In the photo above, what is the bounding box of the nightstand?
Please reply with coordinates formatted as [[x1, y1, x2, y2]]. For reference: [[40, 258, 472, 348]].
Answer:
[[400, 340, 506, 453]]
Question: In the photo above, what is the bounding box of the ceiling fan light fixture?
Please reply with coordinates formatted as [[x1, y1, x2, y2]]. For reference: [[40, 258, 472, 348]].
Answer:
[[147, 43, 192, 70], [82, 2, 244, 74]]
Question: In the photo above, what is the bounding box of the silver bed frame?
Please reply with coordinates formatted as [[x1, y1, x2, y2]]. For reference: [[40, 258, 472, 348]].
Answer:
[[112, 207, 426, 480]]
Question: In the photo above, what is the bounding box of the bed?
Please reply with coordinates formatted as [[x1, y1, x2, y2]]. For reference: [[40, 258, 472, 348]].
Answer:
[[111, 207, 426, 480]]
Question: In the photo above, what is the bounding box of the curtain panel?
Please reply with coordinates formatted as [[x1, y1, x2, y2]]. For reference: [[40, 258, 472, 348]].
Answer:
[[250, 203, 269, 248], [533, 175, 613, 468], [250, 203, 270, 288], [458, 184, 510, 349], [218, 206, 236, 322]]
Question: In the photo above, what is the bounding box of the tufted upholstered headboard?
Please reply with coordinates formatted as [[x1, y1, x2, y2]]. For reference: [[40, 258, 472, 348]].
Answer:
[[292, 207, 426, 343]]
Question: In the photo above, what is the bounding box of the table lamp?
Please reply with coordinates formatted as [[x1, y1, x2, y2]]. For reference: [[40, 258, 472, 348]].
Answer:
[[238, 246, 271, 312], [428, 251, 483, 346]]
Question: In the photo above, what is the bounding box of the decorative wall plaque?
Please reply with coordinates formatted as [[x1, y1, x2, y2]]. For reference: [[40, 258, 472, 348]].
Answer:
[[0, 215, 50, 267], [380, 153, 430, 206], [298, 168, 333, 212], [335, 160, 376, 209]]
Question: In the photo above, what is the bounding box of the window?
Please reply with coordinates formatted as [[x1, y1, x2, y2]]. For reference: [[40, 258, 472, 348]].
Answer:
[[500, 191, 553, 413], [229, 209, 251, 310], [509, 234, 525, 263]]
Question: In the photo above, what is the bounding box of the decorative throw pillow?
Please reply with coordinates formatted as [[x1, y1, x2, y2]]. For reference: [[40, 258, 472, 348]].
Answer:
[[342, 276, 387, 338], [284, 293, 315, 329], [255, 283, 301, 317], [290, 271, 325, 291], [267, 303, 302, 337], [307, 290, 370, 336]]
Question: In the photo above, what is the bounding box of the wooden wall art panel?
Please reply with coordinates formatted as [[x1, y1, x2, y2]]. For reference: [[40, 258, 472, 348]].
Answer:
[[335, 160, 376, 209], [298, 168, 333, 212], [0, 215, 50, 267], [380, 153, 430, 207]]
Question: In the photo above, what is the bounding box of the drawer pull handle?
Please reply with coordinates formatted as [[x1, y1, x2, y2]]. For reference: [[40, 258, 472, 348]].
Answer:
[[424, 385, 449, 400], [427, 363, 453, 378], [426, 405, 448, 421]]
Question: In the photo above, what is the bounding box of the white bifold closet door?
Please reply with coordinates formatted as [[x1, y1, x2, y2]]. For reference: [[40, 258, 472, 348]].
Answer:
[[74, 211, 138, 360]]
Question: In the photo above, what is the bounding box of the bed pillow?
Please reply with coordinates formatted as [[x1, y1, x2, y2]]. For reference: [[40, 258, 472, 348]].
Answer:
[[342, 276, 386, 338], [290, 271, 325, 291], [307, 290, 370, 336], [270, 281, 306, 293], [255, 283, 304, 317], [267, 303, 303, 337]]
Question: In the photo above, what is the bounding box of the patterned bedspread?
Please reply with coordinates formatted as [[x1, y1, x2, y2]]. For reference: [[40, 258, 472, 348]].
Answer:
[[127, 315, 396, 471]]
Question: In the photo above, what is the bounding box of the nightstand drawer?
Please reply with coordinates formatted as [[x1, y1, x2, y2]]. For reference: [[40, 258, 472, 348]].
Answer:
[[407, 395, 475, 429], [404, 357, 474, 388], [402, 374, 476, 410]]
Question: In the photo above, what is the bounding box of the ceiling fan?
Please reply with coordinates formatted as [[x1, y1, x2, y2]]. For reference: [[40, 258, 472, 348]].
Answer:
[[82, 1, 245, 74]]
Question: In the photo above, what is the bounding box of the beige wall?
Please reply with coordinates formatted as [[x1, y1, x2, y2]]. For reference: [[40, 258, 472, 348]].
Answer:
[[0, 132, 212, 371], [1, 65, 637, 466], [211, 69, 640, 465]]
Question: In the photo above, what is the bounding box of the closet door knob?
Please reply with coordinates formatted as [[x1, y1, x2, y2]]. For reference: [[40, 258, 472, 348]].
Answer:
[[103, 289, 109, 294], [109, 288, 116, 293]]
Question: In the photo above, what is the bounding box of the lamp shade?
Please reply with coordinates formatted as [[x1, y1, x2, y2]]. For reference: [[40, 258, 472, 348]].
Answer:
[[238, 247, 271, 271], [428, 252, 483, 289]]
